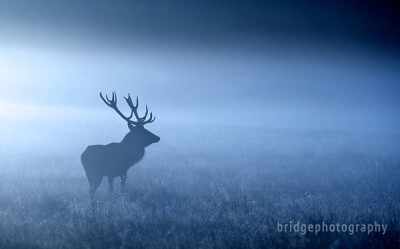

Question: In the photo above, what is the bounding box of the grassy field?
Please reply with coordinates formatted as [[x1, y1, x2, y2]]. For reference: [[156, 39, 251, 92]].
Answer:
[[0, 127, 399, 248]]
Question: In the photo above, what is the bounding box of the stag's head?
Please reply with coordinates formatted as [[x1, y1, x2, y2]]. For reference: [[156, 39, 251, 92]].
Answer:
[[100, 92, 160, 147]]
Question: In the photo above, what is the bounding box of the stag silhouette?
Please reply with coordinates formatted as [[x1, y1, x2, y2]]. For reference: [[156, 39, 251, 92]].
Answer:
[[81, 92, 160, 197]]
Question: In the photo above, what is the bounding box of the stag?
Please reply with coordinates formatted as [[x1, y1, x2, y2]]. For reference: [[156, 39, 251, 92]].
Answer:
[[81, 92, 160, 197]]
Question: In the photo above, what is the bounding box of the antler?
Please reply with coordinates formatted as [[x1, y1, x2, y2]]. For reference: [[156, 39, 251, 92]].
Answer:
[[100, 92, 156, 126], [123, 94, 156, 124]]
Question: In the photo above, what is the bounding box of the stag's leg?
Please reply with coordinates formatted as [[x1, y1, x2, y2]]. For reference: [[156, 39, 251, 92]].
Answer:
[[108, 176, 114, 193], [89, 175, 102, 199], [120, 175, 127, 193]]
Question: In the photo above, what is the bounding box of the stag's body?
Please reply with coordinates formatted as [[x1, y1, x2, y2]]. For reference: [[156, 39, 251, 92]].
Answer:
[[82, 142, 144, 179], [81, 92, 159, 197]]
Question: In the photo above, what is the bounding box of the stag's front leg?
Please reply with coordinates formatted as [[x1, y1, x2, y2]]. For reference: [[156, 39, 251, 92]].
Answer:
[[120, 175, 127, 193], [108, 176, 114, 193]]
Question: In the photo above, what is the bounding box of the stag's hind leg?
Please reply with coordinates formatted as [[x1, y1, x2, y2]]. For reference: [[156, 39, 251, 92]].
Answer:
[[120, 175, 127, 193], [88, 174, 102, 198], [108, 176, 114, 193]]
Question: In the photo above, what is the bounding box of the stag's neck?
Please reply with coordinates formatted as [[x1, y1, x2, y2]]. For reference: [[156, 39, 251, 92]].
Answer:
[[130, 148, 145, 164], [120, 140, 144, 150], [120, 141, 146, 165]]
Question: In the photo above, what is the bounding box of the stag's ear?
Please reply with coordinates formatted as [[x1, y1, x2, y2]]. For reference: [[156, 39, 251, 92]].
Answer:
[[128, 123, 134, 131]]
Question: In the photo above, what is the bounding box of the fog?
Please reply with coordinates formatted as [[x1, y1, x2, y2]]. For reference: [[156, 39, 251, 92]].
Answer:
[[1, 1, 400, 145], [1, 1, 400, 248]]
